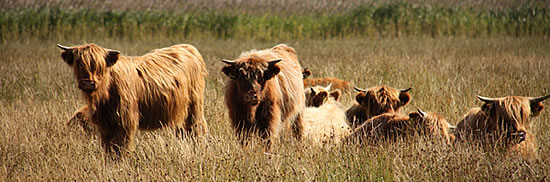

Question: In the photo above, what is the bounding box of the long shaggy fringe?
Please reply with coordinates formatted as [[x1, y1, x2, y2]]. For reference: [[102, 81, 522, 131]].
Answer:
[[455, 96, 538, 158]]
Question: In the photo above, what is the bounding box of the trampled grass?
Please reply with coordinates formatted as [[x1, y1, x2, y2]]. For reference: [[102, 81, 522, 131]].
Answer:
[[0, 36, 549, 181]]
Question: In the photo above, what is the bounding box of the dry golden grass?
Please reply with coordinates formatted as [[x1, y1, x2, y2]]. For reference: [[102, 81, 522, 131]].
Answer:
[[1, 36, 549, 181]]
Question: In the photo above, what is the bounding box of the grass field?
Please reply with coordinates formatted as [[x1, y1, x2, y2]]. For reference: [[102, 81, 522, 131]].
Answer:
[[1, 1, 550, 181], [1, 36, 549, 181]]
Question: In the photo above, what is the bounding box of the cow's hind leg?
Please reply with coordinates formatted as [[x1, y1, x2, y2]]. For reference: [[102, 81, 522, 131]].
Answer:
[[184, 89, 208, 137]]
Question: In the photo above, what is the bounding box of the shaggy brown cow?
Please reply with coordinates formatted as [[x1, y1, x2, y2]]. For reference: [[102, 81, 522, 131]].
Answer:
[[304, 83, 342, 107], [222, 44, 305, 148], [58, 43, 208, 154], [302, 68, 352, 91], [455, 94, 550, 158], [346, 85, 412, 128], [348, 108, 454, 145]]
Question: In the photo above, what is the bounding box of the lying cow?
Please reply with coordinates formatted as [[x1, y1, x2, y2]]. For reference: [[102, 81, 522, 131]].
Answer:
[[348, 108, 455, 145], [455, 94, 550, 158], [346, 86, 412, 128], [302, 68, 352, 92], [304, 83, 341, 107]]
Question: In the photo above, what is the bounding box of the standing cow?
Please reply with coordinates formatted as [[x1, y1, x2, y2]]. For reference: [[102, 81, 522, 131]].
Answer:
[[346, 85, 412, 128], [455, 94, 550, 158], [58, 43, 208, 155], [222, 44, 305, 148]]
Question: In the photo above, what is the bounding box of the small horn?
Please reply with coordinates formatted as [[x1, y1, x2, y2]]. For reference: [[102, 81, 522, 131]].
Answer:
[[354, 87, 366, 92], [222, 59, 236, 65], [415, 107, 427, 117], [268, 59, 282, 66], [477, 95, 499, 103], [448, 123, 457, 129], [325, 83, 333, 91], [56, 44, 72, 51], [530, 93, 550, 104], [400, 87, 412, 93]]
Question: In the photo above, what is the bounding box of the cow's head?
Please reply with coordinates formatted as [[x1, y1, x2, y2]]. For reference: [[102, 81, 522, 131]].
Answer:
[[409, 107, 455, 144], [222, 58, 281, 105], [304, 83, 341, 107], [57, 43, 120, 94], [477, 94, 550, 143], [353, 86, 412, 116]]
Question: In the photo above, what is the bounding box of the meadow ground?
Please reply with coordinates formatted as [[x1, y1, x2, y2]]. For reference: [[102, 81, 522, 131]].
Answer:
[[0, 36, 549, 181]]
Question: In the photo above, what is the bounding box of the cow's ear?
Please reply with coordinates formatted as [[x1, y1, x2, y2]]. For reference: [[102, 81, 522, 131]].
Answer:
[[481, 103, 493, 115], [61, 51, 74, 65], [264, 59, 281, 80], [221, 59, 238, 79], [408, 112, 423, 121], [530, 102, 544, 116], [330, 89, 341, 101], [57, 44, 74, 65], [530, 94, 550, 116], [106, 50, 120, 67], [355, 91, 367, 105], [398, 90, 412, 107]]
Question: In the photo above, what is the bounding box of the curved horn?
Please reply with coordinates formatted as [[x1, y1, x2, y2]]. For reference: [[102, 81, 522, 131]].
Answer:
[[477, 95, 499, 103], [415, 107, 427, 117], [448, 123, 457, 129], [354, 87, 366, 92], [400, 87, 412, 93], [222, 59, 236, 65], [56, 44, 73, 51], [530, 93, 550, 104], [268, 59, 282, 66]]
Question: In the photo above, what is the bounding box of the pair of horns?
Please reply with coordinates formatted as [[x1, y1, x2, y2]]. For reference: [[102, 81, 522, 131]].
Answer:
[[414, 107, 457, 129], [478, 94, 550, 104], [222, 59, 282, 66], [309, 83, 333, 95], [353, 87, 412, 93]]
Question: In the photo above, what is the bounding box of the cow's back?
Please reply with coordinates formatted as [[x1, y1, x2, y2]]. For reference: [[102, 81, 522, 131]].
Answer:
[[270, 47, 305, 124], [133, 44, 207, 129]]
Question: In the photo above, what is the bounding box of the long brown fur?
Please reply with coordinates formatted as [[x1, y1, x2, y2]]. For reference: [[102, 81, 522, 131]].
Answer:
[[59, 43, 208, 154], [67, 106, 95, 134], [302, 68, 352, 91], [348, 110, 453, 145], [222, 44, 305, 148], [455, 95, 548, 158], [345, 85, 412, 128]]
